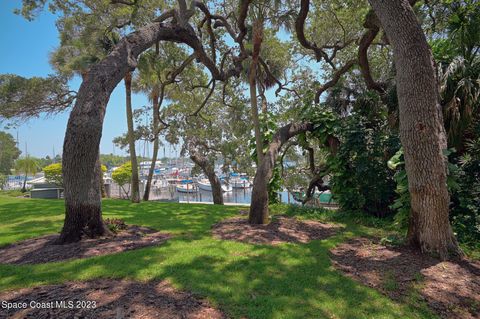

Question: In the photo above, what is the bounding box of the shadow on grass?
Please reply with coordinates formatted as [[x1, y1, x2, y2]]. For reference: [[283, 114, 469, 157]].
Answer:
[[0, 235, 433, 319]]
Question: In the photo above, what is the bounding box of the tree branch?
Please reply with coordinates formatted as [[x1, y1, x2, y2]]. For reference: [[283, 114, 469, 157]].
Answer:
[[190, 79, 216, 116], [358, 10, 386, 93], [315, 59, 356, 103]]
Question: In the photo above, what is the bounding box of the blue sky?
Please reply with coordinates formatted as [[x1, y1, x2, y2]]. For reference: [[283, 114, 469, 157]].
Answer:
[[0, 1, 172, 158]]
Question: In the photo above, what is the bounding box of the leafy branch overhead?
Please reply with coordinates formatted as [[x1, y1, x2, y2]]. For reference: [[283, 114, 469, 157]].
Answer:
[[0, 74, 76, 121]]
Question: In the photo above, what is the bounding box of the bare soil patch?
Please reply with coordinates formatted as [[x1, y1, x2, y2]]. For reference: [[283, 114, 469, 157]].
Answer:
[[330, 237, 480, 319], [0, 225, 170, 265], [0, 279, 225, 319], [212, 216, 340, 245]]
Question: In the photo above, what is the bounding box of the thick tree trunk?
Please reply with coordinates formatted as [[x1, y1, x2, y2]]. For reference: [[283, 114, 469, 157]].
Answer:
[[58, 158, 108, 243], [125, 72, 141, 203], [249, 122, 313, 224], [188, 145, 223, 205], [59, 22, 204, 243], [368, 0, 462, 259]]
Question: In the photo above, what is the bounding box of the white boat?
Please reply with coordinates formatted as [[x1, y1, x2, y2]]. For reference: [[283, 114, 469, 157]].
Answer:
[[222, 184, 233, 192], [198, 179, 232, 192], [197, 179, 212, 191], [231, 178, 251, 189], [176, 184, 197, 193], [152, 178, 169, 188]]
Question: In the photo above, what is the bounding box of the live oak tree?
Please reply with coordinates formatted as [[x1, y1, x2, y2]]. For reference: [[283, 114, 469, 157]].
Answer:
[[37, 0, 254, 242], [163, 74, 251, 205], [186, 138, 225, 205], [249, 121, 314, 224], [289, 0, 464, 258], [368, 0, 462, 259], [248, 100, 339, 223], [51, 6, 143, 204], [15, 0, 269, 241]]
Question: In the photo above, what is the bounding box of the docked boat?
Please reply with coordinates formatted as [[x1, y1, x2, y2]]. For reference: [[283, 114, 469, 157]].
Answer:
[[176, 183, 197, 193], [175, 179, 197, 193], [197, 179, 212, 191], [231, 177, 251, 189], [198, 179, 232, 192], [152, 177, 169, 188], [291, 189, 335, 204], [222, 184, 233, 192]]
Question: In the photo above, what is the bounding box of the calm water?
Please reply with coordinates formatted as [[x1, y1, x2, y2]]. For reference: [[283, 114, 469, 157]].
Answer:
[[163, 188, 295, 204], [109, 183, 298, 204]]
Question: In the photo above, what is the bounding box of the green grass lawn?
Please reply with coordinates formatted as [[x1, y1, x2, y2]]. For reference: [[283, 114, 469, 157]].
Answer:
[[0, 195, 437, 319]]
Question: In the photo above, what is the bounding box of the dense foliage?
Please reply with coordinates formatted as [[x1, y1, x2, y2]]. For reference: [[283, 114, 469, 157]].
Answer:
[[330, 93, 400, 217], [0, 131, 21, 175], [450, 133, 480, 251]]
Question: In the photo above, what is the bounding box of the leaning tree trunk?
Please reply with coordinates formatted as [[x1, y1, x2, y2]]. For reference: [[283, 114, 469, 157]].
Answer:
[[250, 19, 264, 165], [368, 0, 462, 259], [125, 72, 141, 203], [143, 88, 160, 201], [299, 147, 329, 205], [188, 142, 223, 205], [143, 43, 161, 201], [249, 122, 313, 224], [59, 22, 203, 243]]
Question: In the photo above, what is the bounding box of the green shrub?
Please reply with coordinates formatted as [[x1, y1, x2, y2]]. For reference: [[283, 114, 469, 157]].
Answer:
[[43, 163, 63, 186], [112, 162, 133, 199], [450, 138, 480, 250], [330, 93, 400, 217], [387, 149, 410, 230]]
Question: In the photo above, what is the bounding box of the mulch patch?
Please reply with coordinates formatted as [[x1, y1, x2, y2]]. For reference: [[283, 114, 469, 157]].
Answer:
[[330, 237, 480, 319], [212, 216, 340, 245], [0, 279, 225, 319], [0, 225, 170, 265]]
